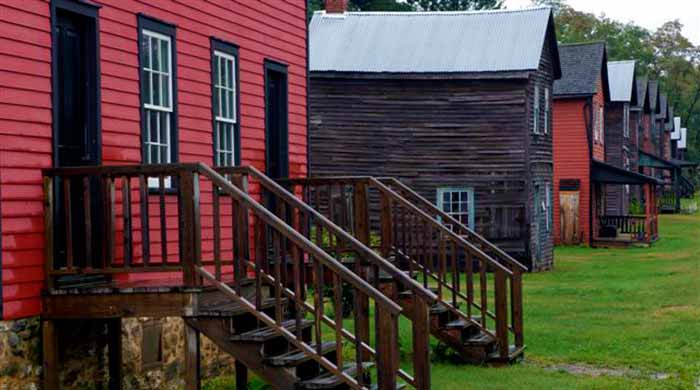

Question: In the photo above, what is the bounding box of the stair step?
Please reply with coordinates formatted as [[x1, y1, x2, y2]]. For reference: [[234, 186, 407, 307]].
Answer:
[[264, 341, 335, 367], [298, 362, 374, 389], [463, 332, 496, 347], [230, 319, 313, 342], [370, 383, 407, 390], [444, 319, 475, 330], [198, 297, 280, 317], [487, 345, 526, 363]]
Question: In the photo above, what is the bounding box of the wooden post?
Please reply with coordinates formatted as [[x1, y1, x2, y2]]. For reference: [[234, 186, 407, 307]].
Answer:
[[375, 309, 398, 390], [42, 320, 59, 390], [353, 182, 371, 360], [379, 192, 393, 258], [235, 360, 248, 390], [179, 170, 199, 287], [644, 184, 652, 242], [494, 270, 509, 359], [412, 297, 431, 390], [511, 269, 524, 349], [184, 322, 201, 390], [43, 177, 55, 290], [107, 318, 122, 390]]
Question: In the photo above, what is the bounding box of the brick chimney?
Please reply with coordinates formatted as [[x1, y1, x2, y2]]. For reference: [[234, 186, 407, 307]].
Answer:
[[325, 0, 348, 14]]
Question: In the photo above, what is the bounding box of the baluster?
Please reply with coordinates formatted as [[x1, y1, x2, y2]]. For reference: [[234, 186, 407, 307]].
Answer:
[[63, 177, 74, 270], [313, 256, 324, 360], [139, 175, 150, 266], [379, 192, 393, 258], [43, 176, 55, 290], [212, 183, 221, 280], [273, 229, 283, 325], [375, 303, 398, 390], [439, 232, 447, 301], [106, 177, 116, 267], [511, 269, 524, 349], [333, 273, 343, 370], [254, 216, 265, 311], [479, 258, 488, 328], [159, 176, 168, 264], [82, 177, 92, 268], [232, 196, 241, 289], [122, 176, 132, 268], [292, 212, 303, 342], [279, 202, 288, 288], [451, 240, 459, 309], [466, 249, 474, 319]]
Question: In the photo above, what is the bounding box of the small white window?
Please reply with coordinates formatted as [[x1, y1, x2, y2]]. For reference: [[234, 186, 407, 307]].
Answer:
[[544, 87, 550, 134], [544, 182, 552, 232], [213, 50, 237, 167], [533, 87, 540, 134], [437, 187, 475, 229]]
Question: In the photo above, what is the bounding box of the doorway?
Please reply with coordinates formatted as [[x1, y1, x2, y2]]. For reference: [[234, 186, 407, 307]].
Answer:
[[264, 61, 289, 180], [52, 2, 101, 269]]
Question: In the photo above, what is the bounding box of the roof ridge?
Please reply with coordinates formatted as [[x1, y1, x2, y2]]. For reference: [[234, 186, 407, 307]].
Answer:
[[314, 6, 551, 17], [559, 41, 606, 47], [609, 60, 636, 64]]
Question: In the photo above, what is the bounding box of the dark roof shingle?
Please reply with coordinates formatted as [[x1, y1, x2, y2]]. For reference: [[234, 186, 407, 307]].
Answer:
[[554, 42, 608, 98]]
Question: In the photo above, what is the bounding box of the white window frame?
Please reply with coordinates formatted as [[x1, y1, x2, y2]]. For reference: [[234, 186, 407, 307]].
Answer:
[[544, 87, 550, 134], [544, 182, 552, 232], [623, 103, 630, 138], [213, 50, 237, 167], [436, 187, 475, 230], [141, 29, 174, 188], [533, 86, 541, 134]]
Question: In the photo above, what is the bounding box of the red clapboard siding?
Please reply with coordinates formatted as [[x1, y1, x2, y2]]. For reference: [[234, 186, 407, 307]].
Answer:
[[553, 99, 592, 245], [0, 0, 307, 320]]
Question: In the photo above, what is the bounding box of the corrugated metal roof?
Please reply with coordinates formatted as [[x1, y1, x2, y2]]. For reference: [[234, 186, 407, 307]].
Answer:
[[679, 128, 687, 149], [672, 117, 682, 140], [309, 7, 555, 74], [607, 60, 636, 102]]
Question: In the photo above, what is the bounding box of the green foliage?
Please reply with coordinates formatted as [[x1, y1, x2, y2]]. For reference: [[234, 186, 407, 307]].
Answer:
[[628, 198, 645, 215], [406, 0, 504, 11]]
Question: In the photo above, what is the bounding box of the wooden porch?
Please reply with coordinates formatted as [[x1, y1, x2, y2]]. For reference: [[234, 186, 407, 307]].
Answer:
[[41, 163, 524, 389]]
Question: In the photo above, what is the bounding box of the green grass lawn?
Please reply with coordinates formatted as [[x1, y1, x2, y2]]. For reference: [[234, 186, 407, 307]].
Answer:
[[205, 212, 700, 389]]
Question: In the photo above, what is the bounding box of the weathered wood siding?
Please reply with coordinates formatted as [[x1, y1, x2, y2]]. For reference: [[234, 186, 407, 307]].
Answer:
[[309, 76, 538, 264], [525, 34, 556, 270], [0, 0, 307, 320], [604, 102, 626, 215]]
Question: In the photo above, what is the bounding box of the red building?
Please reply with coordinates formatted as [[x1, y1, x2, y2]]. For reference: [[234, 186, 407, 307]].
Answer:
[[0, 0, 308, 322], [552, 42, 659, 247]]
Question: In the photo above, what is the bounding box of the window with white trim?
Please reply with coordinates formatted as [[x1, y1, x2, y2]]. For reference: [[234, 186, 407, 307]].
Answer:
[[138, 16, 177, 188], [533, 86, 541, 134], [544, 182, 552, 232], [544, 87, 550, 134], [212, 45, 238, 167], [436, 187, 475, 229], [623, 103, 630, 138]]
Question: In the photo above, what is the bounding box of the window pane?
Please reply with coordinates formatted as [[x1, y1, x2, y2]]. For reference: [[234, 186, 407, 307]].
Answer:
[[151, 73, 160, 106], [149, 145, 159, 164], [149, 111, 158, 142], [142, 70, 152, 105], [160, 112, 169, 145], [160, 39, 169, 73], [161, 75, 170, 108], [151, 36, 160, 71], [141, 35, 151, 69]]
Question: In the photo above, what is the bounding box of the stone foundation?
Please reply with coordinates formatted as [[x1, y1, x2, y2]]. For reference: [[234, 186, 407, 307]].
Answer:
[[0, 317, 235, 389]]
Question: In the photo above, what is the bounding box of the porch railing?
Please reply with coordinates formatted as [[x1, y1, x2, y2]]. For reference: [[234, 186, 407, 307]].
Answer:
[[598, 215, 647, 236], [43, 163, 412, 390], [283, 176, 524, 360]]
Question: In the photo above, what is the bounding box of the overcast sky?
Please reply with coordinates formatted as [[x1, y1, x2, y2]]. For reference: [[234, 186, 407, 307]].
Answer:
[[505, 0, 700, 46]]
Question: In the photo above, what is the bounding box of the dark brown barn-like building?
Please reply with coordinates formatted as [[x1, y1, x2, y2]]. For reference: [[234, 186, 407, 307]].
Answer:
[[308, 6, 561, 270]]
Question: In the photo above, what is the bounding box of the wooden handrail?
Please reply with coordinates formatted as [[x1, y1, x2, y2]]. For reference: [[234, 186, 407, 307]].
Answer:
[[196, 163, 403, 315], [219, 166, 438, 305], [378, 177, 528, 272]]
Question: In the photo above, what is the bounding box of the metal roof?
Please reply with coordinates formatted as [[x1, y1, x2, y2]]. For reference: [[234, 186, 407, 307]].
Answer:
[[309, 7, 558, 75], [553, 42, 608, 99], [635, 77, 649, 111], [679, 128, 687, 149], [672, 117, 682, 140], [658, 94, 668, 120], [607, 60, 636, 103], [648, 80, 660, 113]]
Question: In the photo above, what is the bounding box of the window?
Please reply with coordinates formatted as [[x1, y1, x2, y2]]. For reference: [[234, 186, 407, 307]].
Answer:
[[533, 86, 540, 134], [211, 38, 239, 167], [623, 103, 630, 138], [544, 87, 550, 134], [595, 106, 604, 142], [544, 182, 551, 232], [436, 187, 475, 229], [138, 15, 177, 187]]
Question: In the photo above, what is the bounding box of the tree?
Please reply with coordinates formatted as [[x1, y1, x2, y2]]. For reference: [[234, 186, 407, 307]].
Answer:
[[406, 0, 504, 11], [308, 0, 412, 16]]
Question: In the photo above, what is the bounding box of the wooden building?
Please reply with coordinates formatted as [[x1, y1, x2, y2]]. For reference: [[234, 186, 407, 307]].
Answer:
[[553, 43, 660, 247], [604, 60, 638, 216], [308, 6, 562, 271]]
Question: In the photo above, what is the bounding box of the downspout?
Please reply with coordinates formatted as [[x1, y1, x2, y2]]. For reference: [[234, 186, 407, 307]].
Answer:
[[583, 97, 594, 244], [305, 0, 311, 177]]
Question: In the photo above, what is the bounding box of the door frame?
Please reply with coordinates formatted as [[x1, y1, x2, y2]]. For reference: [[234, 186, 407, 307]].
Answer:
[[263, 59, 289, 179], [50, 0, 102, 167]]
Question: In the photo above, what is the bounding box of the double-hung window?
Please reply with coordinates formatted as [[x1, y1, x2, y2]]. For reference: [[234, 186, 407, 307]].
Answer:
[[533, 86, 541, 134], [437, 187, 475, 229], [544, 87, 550, 134], [138, 16, 177, 187], [623, 103, 630, 138], [544, 182, 552, 232], [211, 39, 239, 167]]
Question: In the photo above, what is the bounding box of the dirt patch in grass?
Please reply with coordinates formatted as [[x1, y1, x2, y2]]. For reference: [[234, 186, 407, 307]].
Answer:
[[545, 363, 678, 381]]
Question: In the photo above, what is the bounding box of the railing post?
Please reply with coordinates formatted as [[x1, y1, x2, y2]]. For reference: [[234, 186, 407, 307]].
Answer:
[[412, 297, 431, 390], [232, 174, 249, 283], [494, 270, 509, 359], [375, 308, 398, 390], [379, 192, 393, 258], [179, 169, 200, 287], [43, 176, 55, 291], [352, 181, 371, 360], [510, 269, 524, 349]]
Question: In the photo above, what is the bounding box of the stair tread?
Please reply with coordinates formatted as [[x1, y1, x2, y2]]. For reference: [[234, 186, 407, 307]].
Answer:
[[264, 341, 336, 367], [298, 362, 374, 389], [444, 319, 474, 329], [370, 384, 407, 390], [198, 297, 280, 316], [487, 345, 526, 362], [463, 332, 496, 346], [230, 319, 313, 342]]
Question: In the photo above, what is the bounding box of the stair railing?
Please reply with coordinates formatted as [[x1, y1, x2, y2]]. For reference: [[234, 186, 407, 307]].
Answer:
[[283, 176, 524, 360], [216, 166, 436, 390]]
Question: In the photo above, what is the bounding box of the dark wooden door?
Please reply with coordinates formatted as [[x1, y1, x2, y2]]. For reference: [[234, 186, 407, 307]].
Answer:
[[560, 190, 580, 244], [265, 63, 289, 180], [53, 9, 101, 269]]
